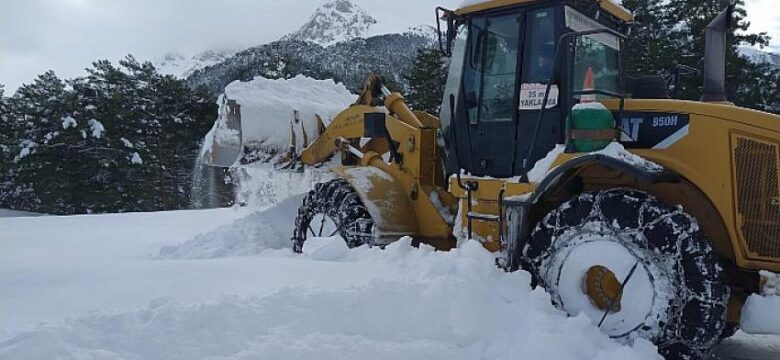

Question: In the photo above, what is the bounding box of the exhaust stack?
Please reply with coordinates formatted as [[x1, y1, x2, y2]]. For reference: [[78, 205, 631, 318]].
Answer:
[[701, 5, 734, 102]]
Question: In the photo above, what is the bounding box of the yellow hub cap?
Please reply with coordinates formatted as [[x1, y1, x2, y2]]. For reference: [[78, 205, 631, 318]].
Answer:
[[583, 265, 623, 313]]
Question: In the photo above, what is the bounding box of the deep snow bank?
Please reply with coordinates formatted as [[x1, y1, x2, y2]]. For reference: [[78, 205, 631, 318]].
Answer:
[[158, 195, 303, 259], [1, 238, 661, 360], [222, 75, 355, 151], [741, 271, 780, 335]]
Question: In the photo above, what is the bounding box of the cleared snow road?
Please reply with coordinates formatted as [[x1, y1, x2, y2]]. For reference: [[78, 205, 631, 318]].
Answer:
[[0, 203, 777, 359]]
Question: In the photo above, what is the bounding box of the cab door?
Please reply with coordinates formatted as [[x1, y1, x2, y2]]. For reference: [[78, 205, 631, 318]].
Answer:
[[515, 7, 563, 174], [463, 11, 524, 178]]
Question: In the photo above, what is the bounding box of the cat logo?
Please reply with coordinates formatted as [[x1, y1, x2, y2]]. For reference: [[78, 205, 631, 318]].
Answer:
[[621, 117, 644, 142]]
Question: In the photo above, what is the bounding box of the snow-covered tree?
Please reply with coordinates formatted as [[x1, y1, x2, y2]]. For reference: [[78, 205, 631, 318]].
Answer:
[[1, 57, 221, 214]]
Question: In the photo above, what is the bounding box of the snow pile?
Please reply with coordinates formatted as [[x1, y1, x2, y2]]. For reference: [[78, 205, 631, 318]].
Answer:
[[1, 237, 661, 360], [2, 200, 778, 358], [741, 271, 780, 335], [302, 235, 350, 261], [158, 195, 303, 259], [235, 163, 335, 208], [591, 142, 664, 172], [222, 75, 355, 151], [527, 144, 566, 182]]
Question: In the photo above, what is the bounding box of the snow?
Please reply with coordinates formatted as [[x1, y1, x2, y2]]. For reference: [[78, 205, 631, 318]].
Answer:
[[590, 142, 664, 172], [573, 102, 610, 110], [429, 191, 455, 225], [17, 147, 31, 160], [220, 75, 355, 152], [457, 0, 631, 14], [158, 195, 301, 259], [235, 163, 336, 208], [1, 180, 777, 358], [741, 295, 780, 335], [44, 131, 60, 142], [528, 144, 566, 183], [15, 140, 36, 161], [302, 235, 351, 261], [130, 152, 143, 165], [284, 0, 377, 46], [88, 118, 105, 139], [153, 49, 236, 79], [553, 234, 659, 338], [61, 116, 77, 129], [741, 271, 780, 335], [0, 206, 663, 359], [458, 0, 488, 8], [761, 270, 780, 296], [120, 137, 134, 148], [0, 209, 45, 218]]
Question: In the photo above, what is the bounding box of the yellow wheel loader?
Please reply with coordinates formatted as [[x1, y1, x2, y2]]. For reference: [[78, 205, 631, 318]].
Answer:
[[209, 1, 780, 358]]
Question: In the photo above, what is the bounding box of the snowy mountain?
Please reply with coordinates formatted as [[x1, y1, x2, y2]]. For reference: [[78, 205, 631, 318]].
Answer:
[[187, 32, 434, 95], [185, 0, 439, 96], [739, 46, 780, 70], [282, 0, 377, 46], [154, 49, 236, 79]]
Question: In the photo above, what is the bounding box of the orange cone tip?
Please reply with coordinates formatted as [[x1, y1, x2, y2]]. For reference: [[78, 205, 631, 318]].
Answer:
[[581, 67, 596, 103]]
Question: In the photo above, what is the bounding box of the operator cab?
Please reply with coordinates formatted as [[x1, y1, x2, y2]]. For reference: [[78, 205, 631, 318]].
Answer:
[[438, 0, 631, 178]]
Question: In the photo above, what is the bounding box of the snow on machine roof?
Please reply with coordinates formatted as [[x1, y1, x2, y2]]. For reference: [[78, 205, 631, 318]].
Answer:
[[455, 0, 633, 22]]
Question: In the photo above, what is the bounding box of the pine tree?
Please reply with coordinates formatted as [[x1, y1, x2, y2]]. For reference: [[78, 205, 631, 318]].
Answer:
[[623, 0, 676, 78], [2, 57, 222, 214], [404, 48, 448, 114], [623, 0, 780, 113], [0, 84, 11, 206]]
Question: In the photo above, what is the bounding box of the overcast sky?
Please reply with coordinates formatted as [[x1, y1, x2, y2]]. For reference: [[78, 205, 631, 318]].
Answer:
[[1, 0, 778, 93]]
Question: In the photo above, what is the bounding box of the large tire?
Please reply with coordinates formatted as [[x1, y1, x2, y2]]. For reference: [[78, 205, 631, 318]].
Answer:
[[522, 189, 729, 360], [292, 178, 375, 253]]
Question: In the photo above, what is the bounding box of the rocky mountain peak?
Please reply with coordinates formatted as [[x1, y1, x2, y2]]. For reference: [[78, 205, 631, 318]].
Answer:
[[283, 0, 377, 46]]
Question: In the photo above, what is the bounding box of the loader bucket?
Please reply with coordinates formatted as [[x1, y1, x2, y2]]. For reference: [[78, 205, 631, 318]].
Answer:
[[206, 99, 243, 167]]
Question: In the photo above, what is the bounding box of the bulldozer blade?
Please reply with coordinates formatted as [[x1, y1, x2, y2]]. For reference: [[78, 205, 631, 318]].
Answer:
[[206, 99, 243, 168]]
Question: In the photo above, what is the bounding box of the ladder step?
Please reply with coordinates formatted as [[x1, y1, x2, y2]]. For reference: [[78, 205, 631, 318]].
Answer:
[[467, 212, 500, 222]]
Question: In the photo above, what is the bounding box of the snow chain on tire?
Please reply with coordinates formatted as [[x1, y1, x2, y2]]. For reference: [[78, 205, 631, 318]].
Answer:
[[522, 189, 730, 360], [292, 178, 375, 253]]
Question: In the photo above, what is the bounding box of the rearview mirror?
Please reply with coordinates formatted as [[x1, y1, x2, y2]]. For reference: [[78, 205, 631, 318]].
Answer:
[[436, 7, 457, 56]]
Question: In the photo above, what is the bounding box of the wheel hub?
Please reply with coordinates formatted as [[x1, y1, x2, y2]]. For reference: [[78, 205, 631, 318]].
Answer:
[[583, 265, 623, 313], [555, 237, 656, 337]]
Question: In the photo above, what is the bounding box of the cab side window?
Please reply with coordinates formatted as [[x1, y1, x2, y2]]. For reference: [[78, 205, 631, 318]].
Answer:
[[525, 9, 556, 84]]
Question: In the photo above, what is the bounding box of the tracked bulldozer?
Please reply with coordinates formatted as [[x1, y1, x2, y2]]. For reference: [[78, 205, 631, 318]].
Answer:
[[207, 1, 780, 358]]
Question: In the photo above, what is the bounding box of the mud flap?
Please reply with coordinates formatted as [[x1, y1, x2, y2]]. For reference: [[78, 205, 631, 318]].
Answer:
[[333, 166, 419, 246]]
